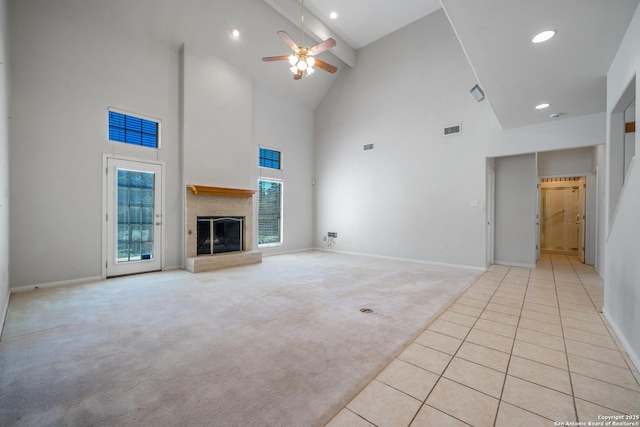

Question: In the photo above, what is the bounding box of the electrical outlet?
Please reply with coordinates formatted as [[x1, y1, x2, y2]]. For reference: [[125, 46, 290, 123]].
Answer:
[[328, 232, 338, 238]]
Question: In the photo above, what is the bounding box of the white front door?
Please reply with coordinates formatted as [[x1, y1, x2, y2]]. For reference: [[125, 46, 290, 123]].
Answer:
[[105, 157, 163, 277]]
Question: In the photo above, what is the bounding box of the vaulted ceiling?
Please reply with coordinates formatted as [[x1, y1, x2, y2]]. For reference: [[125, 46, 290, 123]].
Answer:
[[56, 0, 639, 128], [440, 0, 639, 128], [302, 0, 639, 128]]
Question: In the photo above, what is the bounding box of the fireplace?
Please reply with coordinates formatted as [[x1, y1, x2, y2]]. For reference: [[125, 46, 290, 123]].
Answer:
[[185, 185, 262, 273], [197, 216, 244, 255]]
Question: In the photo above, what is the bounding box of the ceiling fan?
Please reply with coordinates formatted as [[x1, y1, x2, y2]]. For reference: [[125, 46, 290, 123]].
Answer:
[[262, 0, 337, 80]]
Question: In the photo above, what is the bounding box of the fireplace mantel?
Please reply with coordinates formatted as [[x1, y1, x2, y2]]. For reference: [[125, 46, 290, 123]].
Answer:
[[187, 185, 256, 198]]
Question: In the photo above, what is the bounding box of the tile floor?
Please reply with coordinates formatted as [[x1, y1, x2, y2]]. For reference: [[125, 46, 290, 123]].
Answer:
[[326, 253, 640, 427]]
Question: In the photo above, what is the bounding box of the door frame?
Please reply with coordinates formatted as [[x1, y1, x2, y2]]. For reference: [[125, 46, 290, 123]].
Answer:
[[536, 182, 541, 261], [578, 179, 586, 263], [486, 168, 495, 266], [102, 154, 166, 279], [585, 171, 597, 265]]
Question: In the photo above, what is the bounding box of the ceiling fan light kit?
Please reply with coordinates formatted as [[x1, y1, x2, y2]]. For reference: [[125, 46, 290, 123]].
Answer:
[[262, 0, 338, 80]]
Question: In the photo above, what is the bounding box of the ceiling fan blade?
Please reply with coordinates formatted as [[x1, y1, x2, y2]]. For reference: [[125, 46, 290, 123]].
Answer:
[[308, 38, 336, 56], [277, 31, 299, 52], [314, 59, 337, 73], [262, 55, 290, 62], [293, 69, 303, 80]]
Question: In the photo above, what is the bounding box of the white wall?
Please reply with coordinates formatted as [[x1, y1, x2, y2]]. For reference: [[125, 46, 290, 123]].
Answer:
[[314, 10, 493, 268], [0, 0, 10, 328], [253, 87, 314, 255], [494, 154, 537, 267], [604, 4, 640, 370], [7, 0, 317, 288], [8, 0, 182, 287], [314, 9, 607, 270], [537, 147, 594, 177], [487, 113, 606, 158], [182, 46, 253, 190]]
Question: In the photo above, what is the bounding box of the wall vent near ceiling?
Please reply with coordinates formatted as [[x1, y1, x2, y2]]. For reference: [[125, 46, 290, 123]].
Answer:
[[443, 124, 461, 136], [363, 143, 374, 151]]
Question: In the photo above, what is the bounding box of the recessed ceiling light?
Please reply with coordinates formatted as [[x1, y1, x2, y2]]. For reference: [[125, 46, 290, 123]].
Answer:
[[231, 28, 240, 38], [535, 103, 550, 109], [532, 30, 556, 43], [329, 11, 338, 20]]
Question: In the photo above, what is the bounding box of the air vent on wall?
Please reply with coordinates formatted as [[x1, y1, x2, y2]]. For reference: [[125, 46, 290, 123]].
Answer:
[[363, 143, 374, 151], [443, 124, 461, 136]]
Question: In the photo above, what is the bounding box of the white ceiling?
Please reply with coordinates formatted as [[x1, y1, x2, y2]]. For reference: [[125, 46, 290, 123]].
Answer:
[[440, 0, 640, 128], [304, 0, 442, 49], [303, 0, 639, 128], [53, 0, 639, 128]]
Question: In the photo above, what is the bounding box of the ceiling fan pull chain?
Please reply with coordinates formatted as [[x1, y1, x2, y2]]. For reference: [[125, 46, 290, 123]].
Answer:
[[300, 0, 305, 47]]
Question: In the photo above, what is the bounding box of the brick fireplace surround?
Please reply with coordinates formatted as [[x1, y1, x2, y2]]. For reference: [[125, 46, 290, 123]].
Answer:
[[185, 185, 262, 273]]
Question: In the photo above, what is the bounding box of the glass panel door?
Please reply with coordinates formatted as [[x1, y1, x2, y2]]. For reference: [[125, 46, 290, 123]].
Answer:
[[106, 158, 162, 277]]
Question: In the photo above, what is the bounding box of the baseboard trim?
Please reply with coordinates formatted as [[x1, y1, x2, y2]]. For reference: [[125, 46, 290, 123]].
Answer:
[[0, 289, 9, 341], [262, 248, 315, 257], [316, 248, 487, 272], [493, 260, 537, 269], [11, 276, 103, 293], [602, 308, 640, 372]]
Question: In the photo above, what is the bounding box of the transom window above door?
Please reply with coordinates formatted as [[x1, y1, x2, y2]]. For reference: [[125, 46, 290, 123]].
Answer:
[[108, 109, 160, 148]]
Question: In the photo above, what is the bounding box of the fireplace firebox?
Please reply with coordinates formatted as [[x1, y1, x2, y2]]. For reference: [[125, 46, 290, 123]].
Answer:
[[197, 216, 244, 255]]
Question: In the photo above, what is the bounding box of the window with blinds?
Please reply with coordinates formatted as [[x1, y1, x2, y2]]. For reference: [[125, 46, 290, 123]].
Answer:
[[259, 148, 281, 169], [258, 179, 282, 246], [109, 110, 159, 148]]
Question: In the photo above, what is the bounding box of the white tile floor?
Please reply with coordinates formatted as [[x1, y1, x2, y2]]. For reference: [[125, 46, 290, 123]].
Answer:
[[326, 254, 640, 427]]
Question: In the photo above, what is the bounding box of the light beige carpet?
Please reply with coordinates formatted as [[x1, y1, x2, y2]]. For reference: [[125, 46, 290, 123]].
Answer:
[[0, 251, 480, 426]]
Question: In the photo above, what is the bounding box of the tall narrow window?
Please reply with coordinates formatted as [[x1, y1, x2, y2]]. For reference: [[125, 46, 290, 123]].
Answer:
[[109, 110, 160, 148], [258, 179, 282, 246]]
